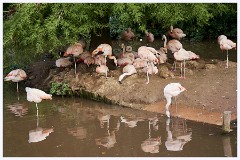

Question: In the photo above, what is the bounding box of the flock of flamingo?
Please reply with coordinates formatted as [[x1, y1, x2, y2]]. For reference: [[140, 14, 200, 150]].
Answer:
[[4, 25, 236, 118]]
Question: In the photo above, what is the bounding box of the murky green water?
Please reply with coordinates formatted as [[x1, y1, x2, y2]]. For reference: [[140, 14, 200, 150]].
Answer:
[[3, 85, 237, 157]]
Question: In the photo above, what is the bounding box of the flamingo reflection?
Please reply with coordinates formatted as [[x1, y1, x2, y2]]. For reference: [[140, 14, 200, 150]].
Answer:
[[141, 117, 161, 154], [120, 116, 144, 128], [165, 117, 192, 151], [95, 114, 117, 149], [28, 113, 54, 143], [7, 102, 28, 117], [67, 127, 87, 140]]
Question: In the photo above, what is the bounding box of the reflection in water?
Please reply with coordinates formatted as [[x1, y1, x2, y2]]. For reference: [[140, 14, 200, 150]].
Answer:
[[7, 103, 28, 117], [3, 94, 237, 156], [222, 136, 232, 157], [95, 114, 117, 149], [28, 114, 54, 143], [141, 117, 161, 154], [165, 118, 192, 151], [67, 127, 87, 140], [120, 116, 144, 128], [98, 114, 111, 128], [95, 130, 117, 149]]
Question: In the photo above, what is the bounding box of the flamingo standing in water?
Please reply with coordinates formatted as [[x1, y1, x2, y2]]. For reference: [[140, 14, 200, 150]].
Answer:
[[4, 69, 27, 92], [64, 42, 84, 75], [92, 44, 117, 67], [168, 25, 186, 40], [118, 64, 137, 84], [25, 87, 52, 116], [164, 83, 186, 117], [218, 35, 236, 68]]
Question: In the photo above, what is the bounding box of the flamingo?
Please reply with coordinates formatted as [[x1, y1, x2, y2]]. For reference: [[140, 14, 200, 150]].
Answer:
[[142, 61, 158, 77], [83, 56, 95, 67], [25, 87, 52, 116], [217, 35, 227, 45], [92, 44, 117, 66], [167, 39, 183, 71], [164, 83, 186, 117], [168, 25, 186, 40], [96, 65, 109, 78], [76, 51, 92, 62], [55, 57, 73, 67], [4, 69, 27, 93], [138, 46, 159, 84], [117, 52, 135, 66], [174, 48, 199, 79], [145, 31, 154, 46], [218, 35, 236, 68], [133, 58, 148, 69], [121, 27, 135, 45], [118, 64, 137, 84], [63, 42, 84, 75], [117, 57, 134, 66], [156, 35, 168, 64]]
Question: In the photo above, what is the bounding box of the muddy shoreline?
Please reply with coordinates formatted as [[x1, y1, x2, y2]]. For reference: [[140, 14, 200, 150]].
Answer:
[[25, 59, 237, 126]]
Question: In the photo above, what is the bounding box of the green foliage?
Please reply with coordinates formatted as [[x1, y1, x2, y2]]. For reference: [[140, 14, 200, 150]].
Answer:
[[50, 82, 72, 96], [3, 3, 237, 66]]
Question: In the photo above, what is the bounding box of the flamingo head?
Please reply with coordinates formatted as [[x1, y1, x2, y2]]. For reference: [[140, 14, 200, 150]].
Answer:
[[92, 47, 102, 57]]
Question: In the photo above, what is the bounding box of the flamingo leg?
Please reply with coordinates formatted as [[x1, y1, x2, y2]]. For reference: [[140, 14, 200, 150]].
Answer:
[[180, 62, 183, 78], [74, 57, 77, 75], [16, 82, 19, 93], [37, 111, 39, 127], [171, 61, 177, 71], [174, 96, 178, 117], [146, 61, 149, 84], [36, 103, 39, 117], [183, 60, 186, 79], [226, 50, 229, 68]]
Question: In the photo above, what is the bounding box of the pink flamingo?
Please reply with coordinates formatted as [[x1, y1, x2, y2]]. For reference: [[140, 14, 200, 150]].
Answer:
[[164, 83, 186, 117], [138, 46, 159, 84], [83, 56, 95, 67], [174, 48, 199, 78], [92, 44, 117, 66], [118, 64, 137, 84], [76, 51, 92, 62], [64, 42, 84, 74], [4, 69, 27, 92], [121, 27, 135, 45], [25, 87, 52, 116], [168, 25, 186, 40], [156, 35, 168, 64], [145, 31, 154, 46], [133, 58, 148, 69], [55, 57, 73, 67], [218, 35, 236, 68], [96, 65, 109, 78], [167, 39, 183, 71]]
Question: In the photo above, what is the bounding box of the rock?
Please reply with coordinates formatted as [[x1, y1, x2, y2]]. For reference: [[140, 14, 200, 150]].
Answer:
[[158, 65, 174, 79], [205, 64, 217, 69]]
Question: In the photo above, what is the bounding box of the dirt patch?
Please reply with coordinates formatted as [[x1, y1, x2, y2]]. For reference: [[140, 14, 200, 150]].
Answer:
[[25, 59, 237, 126]]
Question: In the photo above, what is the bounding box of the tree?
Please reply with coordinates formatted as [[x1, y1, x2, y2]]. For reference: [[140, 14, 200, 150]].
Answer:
[[3, 3, 237, 66]]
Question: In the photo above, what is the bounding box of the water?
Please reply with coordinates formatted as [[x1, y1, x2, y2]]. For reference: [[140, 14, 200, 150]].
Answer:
[[3, 85, 237, 157]]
